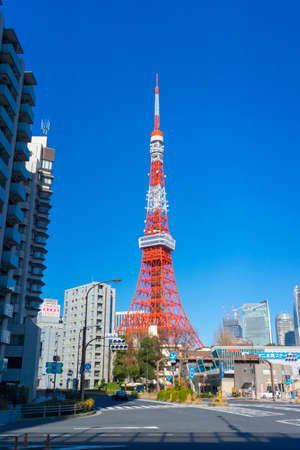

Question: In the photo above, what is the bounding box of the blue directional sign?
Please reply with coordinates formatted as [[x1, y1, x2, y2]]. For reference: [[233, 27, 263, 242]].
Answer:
[[72, 378, 78, 388], [169, 352, 177, 362], [189, 366, 195, 380], [167, 375, 172, 381], [249, 352, 300, 360], [85, 363, 92, 372], [45, 362, 63, 374]]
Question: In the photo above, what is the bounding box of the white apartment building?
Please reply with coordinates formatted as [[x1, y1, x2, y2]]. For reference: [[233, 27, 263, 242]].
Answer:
[[294, 286, 300, 346], [61, 282, 116, 389], [37, 299, 63, 389]]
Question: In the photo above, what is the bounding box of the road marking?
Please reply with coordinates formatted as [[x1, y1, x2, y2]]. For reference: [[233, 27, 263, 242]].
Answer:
[[276, 419, 300, 427], [187, 404, 284, 417], [92, 426, 159, 430], [233, 403, 300, 412], [54, 446, 127, 449]]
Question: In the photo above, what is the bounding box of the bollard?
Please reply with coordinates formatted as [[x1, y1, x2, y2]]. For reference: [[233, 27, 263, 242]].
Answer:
[[44, 433, 50, 450], [14, 436, 18, 450], [23, 433, 28, 448]]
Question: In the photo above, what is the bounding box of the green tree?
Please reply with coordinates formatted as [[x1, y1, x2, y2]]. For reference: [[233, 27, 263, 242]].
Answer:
[[138, 337, 161, 381], [113, 350, 127, 382]]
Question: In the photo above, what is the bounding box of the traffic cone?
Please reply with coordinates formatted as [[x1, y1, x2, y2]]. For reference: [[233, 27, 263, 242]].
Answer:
[[45, 434, 50, 449], [14, 436, 18, 450], [23, 433, 28, 448]]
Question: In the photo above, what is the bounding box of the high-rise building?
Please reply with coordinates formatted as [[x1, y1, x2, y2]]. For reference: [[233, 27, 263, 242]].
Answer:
[[37, 299, 63, 389], [61, 282, 116, 389], [223, 317, 242, 339], [294, 286, 300, 346], [242, 300, 272, 346], [275, 313, 295, 346], [115, 311, 128, 333], [0, 6, 55, 399]]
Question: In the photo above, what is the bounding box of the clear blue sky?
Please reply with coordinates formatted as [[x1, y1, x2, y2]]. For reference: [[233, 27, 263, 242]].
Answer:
[[6, 1, 300, 344]]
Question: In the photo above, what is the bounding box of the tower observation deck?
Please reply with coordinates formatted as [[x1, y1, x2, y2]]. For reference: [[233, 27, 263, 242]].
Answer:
[[118, 76, 203, 348]]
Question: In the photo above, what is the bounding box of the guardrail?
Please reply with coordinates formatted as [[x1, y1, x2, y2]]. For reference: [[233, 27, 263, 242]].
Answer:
[[21, 403, 91, 418]]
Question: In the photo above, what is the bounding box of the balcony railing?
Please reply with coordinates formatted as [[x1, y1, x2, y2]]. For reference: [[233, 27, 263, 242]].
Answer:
[[26, 301, 41, 311], [0, 328, 10, 344], [10, 183, 25, 202], [0, 84, 17, 114], [7, 204, 24, 224], [17, 122, 32, 142], [0, 105, 14, 135], [2, 250, 18, 269], [0, 63, 19, 95], [22, 85, 36, 106], [0, 302, 13, 318], [4, 227, 21, 246], [0, 44, 22, 78], [0, 275, 16, 292], [12, 161, 28, 182], [19, 103, 34, 124], [15, 141, 30, 161], [0, 127, 11, 158]]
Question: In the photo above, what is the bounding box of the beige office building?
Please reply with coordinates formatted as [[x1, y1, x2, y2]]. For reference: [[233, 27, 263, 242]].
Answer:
[[61, 282, 116, 389]]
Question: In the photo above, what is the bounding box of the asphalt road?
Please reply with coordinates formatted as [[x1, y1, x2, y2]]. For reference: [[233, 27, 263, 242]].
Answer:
[[0, 397, 300, 449]]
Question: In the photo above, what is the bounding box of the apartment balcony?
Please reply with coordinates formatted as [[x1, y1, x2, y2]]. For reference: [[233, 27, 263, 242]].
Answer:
[[0, 157, 8, 184], [31, 251, 45, 262], [15, 141, 30, 161], [0, 302, 13, 318], [12, 162, 28, 182], [0, 185, 5, 204], [0, 63, 19, 96], [4, 227, 21, 246], [26, 300, 41, 311], [0, 44, 22, 78], [0, 358, 8, 372], [28, 272, 44, 283], [0, 275, 16, 292], [0, 105, 14, 136], [7, 204, 24, 224], [0, 328, 10, 344], [0, 127, 11, 159], [21, 85, 35, 107], [19, 103, 33, 124], [2, 250, 18, 269], [0, 85, 17, 115], [10, 183, 25, 203], [17, 122, 32, 143]]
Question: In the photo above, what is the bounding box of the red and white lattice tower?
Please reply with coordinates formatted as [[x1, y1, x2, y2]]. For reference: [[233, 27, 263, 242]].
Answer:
[[118, 76, 203, 348]]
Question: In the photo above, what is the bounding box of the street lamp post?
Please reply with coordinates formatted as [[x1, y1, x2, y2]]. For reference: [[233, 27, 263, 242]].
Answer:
[[80, 279, 121, 401]]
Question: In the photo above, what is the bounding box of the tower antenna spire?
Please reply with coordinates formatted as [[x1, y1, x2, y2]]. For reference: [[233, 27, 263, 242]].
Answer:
[[154, 73, 160, 131]]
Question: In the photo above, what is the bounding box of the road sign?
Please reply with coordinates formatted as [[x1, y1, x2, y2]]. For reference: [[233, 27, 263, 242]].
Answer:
[[167, 375, 172, 381], [85, 363, 91, 372], [105, 333, 118, 339], [67, 378, 71, 383], [189, 366, 195, 380], [72, 378, 78, 388], [169, 352, 177, 362], [45, 362, 63, 374]]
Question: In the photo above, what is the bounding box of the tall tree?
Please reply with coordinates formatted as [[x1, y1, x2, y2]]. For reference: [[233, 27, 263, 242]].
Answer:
[[138, 336, 161, 381]]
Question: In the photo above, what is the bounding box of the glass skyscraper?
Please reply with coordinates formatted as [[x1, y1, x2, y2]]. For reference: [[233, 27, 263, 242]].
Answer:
[[223, 317, 242, 339], [242, 300, 272, 346], [294, 286, 300, 346]]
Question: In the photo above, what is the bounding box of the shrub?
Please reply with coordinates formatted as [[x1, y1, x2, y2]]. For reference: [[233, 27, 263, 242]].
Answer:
[[84, 398, 95, 410], [157, 390, 171, 401], [106, 382, 121, 395]]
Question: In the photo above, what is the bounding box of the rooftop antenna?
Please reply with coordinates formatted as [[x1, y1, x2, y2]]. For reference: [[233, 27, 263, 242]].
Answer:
[[41, 119, 50, 136]]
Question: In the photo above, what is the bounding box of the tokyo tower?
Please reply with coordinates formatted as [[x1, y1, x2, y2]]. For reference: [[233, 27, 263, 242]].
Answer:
[[118, 76, 203, 348]]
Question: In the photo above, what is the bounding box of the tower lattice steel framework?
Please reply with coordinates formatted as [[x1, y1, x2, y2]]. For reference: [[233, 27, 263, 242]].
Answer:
[[118, 77, 203, 348]]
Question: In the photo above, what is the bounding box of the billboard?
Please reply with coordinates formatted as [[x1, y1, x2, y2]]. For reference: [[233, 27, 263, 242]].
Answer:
[[42, 299, 60, 317]]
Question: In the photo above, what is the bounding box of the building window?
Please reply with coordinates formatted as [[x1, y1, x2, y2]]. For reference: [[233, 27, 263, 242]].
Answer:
[[10, 334, 24, 346], [42, 160, 52, 170], [7, 357, 22, 369]]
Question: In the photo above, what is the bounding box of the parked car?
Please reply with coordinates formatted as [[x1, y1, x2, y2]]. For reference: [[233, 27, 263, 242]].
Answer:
[[112, 390, 128, 401]]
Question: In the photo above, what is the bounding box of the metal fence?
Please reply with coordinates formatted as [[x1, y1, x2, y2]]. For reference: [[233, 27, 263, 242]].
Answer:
[[21, 403, 90, 418]]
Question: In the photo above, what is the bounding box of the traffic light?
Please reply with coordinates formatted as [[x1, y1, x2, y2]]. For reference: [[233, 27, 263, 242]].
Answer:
[[110, 338, 128, 351]]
